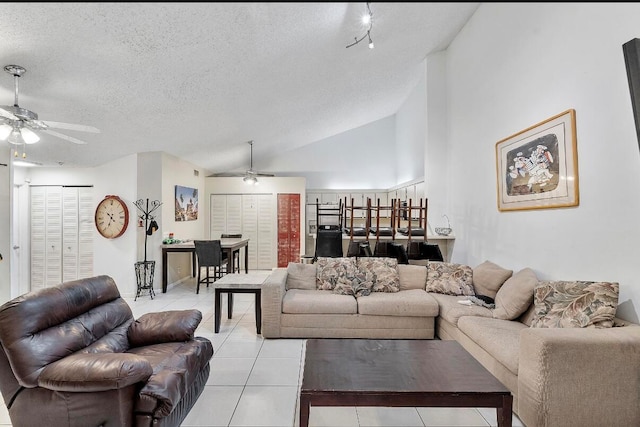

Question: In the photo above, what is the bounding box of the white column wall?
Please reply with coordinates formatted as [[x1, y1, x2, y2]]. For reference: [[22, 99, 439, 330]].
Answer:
[[441, 3, 640, 322]]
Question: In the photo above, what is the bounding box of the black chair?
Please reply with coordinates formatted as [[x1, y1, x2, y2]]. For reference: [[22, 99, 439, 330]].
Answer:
[[407, 241, 444, 262], [221, 233, 242, 273], [374, 241, 408, 264], [347, 240, 373, 258], [194, 240, 227, 294], [314, 228, 343, 261]]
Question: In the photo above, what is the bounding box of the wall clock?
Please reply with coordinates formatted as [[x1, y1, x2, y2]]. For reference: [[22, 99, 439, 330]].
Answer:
[[95, 195, 129, 239]]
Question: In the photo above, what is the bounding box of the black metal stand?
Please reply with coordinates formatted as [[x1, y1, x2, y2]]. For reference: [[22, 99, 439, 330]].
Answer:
[[134, 198, 162, 300]]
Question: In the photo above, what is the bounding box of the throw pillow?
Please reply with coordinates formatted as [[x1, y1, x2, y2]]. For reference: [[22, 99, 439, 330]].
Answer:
[[286, 262, 316, 290], [493, 268, 538, 320], [530, 281, 619, 328], [316, 257, 363, 295], [425, 262, 474, 296], [397, 264, 427, 291], [472, 260, 513, 299], [357, 257, 400, 293]]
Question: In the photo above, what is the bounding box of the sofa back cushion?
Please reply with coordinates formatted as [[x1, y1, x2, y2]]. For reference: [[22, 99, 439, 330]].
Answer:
[[397, 264, 427, 291], [472, 261, 513, 299], [357, 257, 400, 293], [530, 281, 619, 328], [286, 262, 316, 290], [0, 275, 133, 387], [426, 262, 475, 296], [316, 257, 358, 293], [493, 268, 538, 320]]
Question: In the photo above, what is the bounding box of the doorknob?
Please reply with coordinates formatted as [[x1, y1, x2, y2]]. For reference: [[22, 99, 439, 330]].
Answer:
[[13, 245, 20, 250]]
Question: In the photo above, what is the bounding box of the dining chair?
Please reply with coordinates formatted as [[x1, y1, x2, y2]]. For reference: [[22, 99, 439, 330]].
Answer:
[[194, 240, 227, 294], [314, 228, 343, 261], [220, 233, 242, 273]]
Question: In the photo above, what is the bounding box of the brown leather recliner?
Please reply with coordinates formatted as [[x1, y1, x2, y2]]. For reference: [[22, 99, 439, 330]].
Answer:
[[0, 275, 214, 427]]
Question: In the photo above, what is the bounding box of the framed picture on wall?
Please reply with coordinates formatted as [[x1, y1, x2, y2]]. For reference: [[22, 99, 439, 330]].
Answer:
[[175, 185, 198, 221], [495, 109, 579, 211]]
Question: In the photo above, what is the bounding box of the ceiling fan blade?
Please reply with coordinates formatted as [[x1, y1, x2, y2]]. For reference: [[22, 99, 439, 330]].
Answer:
[[210, 172, 246, 177], [42, 121, 100, 133], [0, 107, 19, 121], [41, 129, 89, 145], [256, 173, 275, 177]]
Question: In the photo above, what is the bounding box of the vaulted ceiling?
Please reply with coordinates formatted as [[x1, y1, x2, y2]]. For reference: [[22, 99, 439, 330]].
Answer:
[[0, 2, 479, 173]]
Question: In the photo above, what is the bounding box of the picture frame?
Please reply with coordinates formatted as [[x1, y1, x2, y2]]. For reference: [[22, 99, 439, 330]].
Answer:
[[175, 185, 198, 221], [495, 109, 579, 212]]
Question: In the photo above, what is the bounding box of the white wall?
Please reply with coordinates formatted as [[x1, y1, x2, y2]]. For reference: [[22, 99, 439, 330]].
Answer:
[[160, 152, 207, 286], [425, 51, 451, 231], [441, 3, 640, 322], [396, 61, 427, 185], [0, 148, 10, 303], [264, 116, 397, 189], [92, 154, 138, 296]]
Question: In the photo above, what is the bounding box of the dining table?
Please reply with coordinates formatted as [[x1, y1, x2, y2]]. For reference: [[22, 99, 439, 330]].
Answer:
[[161, 237, 250, 293]]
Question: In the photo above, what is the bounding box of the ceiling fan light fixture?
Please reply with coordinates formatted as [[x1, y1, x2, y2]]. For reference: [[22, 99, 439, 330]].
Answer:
[[243, 174, 258, 185], [0, 123, 12, 140], [20, 127, 40, 144]]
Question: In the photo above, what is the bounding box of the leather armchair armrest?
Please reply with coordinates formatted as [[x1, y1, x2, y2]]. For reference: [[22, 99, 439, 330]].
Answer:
[[38, 353, 152, 392], [128, 309, 202, 347]]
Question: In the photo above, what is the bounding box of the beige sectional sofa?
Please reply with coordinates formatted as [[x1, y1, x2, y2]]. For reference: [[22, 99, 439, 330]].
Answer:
[[261, 258, 640, 427], [262, 261, 439, 339]]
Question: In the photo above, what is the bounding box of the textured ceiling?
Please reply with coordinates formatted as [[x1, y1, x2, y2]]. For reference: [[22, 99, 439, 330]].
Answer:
[[0, 2, 479, 173]]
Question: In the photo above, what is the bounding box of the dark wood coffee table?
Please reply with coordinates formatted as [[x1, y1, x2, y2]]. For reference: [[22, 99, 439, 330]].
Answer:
[[300, 339, 513, 427]]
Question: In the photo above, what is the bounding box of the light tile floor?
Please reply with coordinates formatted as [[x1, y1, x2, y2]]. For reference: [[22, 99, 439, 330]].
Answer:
[[0, 274, 524, 427]]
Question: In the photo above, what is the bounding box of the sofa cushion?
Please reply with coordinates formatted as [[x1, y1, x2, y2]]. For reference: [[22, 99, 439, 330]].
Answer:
[[457, 316, 527, 375], [426, 262, 474, 296], [357, 289, 439, 317], [316, 257, 359, 291], [357, 257, 400, 293], [493, 268, 538, 320], [428, 293, 493, 327], [530, 281, 619, 328], [282, 289, 357, 314], [397, 264, 427, 291], [286, 262, 316, 290], [472, 261, 513, 299]]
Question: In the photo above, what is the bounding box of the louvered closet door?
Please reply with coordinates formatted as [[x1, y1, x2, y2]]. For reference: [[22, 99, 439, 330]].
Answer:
[[31, 186, 63, 290], [257, 194, 274, 269], [226, 195, 242, 234], [77, 187, 94, 278], [62, 187, 94, 282], [210, 194, 227, 238], [242, 194, 258, 269]]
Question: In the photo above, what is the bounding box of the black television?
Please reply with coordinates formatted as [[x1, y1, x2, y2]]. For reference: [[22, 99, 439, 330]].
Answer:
[[623, 38, 640, 148]]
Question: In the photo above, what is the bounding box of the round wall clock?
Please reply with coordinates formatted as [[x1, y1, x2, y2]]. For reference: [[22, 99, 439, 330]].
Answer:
[[95, 195, 129, 239]]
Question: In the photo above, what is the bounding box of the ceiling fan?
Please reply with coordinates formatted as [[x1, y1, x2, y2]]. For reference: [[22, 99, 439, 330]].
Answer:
[[0, 64, 100, 156], [213, 140, 274, 184]]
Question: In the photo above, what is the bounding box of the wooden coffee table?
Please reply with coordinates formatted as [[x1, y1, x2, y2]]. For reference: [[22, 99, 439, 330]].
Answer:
[[300, 339, 513, 427]]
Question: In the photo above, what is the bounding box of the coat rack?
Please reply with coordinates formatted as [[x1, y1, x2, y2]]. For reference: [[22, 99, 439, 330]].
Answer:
[[133, 198, 162, 300]]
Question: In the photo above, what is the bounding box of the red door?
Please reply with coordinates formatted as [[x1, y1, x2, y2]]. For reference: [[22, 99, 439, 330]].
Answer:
[[277, 193, 301, 267]]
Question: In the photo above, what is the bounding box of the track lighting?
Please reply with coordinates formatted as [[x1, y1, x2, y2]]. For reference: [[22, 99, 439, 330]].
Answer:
[[346, 3, 374, 50]]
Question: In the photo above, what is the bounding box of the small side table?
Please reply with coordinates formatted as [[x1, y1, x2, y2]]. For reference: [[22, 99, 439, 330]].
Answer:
[[213, 271, 271, 334]]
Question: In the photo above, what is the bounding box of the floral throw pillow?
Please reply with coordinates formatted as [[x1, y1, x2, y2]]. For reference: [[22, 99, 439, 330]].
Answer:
[[531, 281, 619, 328], [426, 262, 475, 296], [316, 257, 367, 296], [357, 257, 400, 293]]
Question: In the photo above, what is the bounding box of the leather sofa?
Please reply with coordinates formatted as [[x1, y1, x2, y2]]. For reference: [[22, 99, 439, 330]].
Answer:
[[0, 275, 213, 427]]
